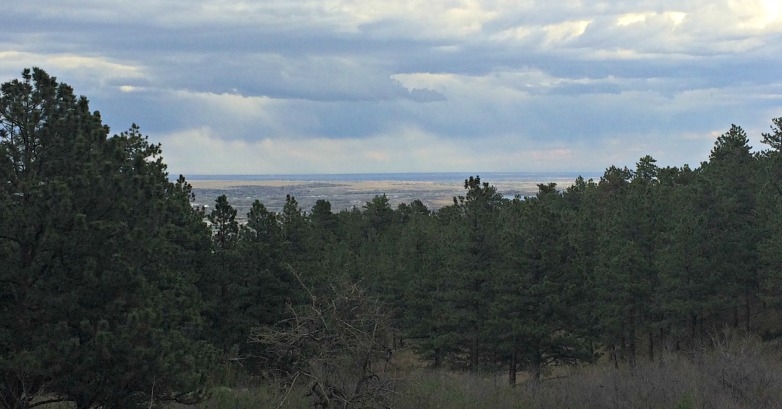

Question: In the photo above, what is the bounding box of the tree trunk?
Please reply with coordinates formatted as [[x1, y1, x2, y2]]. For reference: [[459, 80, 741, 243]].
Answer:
[[531, 359, 542, 381], [648, 331, 654, 362], [745, 287, 751, 333], [690, 313, 697, 345], [609, 342, 618, 369], [470, 334, 479, 371], [620, 336, 626, 363], [628, 325, 636, 368], [659, 327, 666, 353], [508, 350, 517, 386]]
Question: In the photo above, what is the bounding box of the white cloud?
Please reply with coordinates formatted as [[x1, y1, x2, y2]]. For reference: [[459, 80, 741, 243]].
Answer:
[[3, 0, 782, 174], [157, 122, 719, 176], [0, 52, 145, 84], [170, 89, 277, 122], [543, 20, 591, 44], [158, 125, 467, 174]]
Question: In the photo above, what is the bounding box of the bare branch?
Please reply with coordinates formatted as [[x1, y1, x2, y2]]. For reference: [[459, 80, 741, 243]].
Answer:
[[250, 275, 396, 408]]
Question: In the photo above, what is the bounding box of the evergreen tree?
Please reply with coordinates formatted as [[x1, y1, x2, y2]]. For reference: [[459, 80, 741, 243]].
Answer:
[[398, 203, 461, 367], [449, 176, 504, 370], [592, 165, 641, 366], [236, 200, 297, 372], [756, 118, 782, 335], [280, 194, 309, 266], [201, 195, 248, 354], [363, 194, 394, 239], [654, 170, 718, 347], [700, 125, 760, 331], [0, 68, 213, 409], [310, 199, 337, 233], [491, 185, 593, 383]]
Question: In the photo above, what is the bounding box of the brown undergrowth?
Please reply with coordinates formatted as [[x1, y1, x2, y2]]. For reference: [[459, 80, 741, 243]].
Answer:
[[178, 331, 782, 409]]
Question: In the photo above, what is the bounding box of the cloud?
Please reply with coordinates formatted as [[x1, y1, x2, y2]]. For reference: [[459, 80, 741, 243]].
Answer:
[[2, 0, 782, 174], [158, 125, 475, 174], [0, 51, 146, 87], [156, 122, 708, 176]]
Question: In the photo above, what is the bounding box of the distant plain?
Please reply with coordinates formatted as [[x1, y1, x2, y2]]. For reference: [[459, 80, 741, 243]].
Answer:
[[187, 172, 596, 215]]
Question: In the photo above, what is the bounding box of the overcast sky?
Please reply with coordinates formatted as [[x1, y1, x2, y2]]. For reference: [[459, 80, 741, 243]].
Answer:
[[2, 1, 781, 175]]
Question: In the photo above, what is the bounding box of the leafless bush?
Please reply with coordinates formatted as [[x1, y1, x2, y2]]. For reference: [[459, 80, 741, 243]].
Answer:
[[0, 363, 61, 409], [694, 330, 782, 409], [515, 330, 782, 409], [249, 275, 395, 409]]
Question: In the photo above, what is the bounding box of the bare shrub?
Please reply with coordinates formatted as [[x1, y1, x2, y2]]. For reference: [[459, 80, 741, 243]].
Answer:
[[518, 357, 697, 409], [191, 332, 782, 409], [249, 275, 395, 408], [515, 331, 782, 409], [694, 330, 782, 409]]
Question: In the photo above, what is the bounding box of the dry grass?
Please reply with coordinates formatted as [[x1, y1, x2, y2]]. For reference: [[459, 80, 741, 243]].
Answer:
[[391, 333, 782, 409], [157, 333, 782, 408]]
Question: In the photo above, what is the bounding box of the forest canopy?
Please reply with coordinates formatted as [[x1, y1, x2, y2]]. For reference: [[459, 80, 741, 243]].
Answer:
[[3, 67, 782, 408]]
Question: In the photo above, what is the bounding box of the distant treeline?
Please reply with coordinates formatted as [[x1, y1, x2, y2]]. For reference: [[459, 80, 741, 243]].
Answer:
[[3, 67, 782, 408]]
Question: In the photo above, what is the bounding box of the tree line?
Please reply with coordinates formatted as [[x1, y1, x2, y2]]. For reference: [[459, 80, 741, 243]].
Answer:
[[3, 67, 782, 408]]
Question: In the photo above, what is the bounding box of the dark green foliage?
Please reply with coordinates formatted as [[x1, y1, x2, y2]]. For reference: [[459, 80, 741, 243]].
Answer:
[[0, 68, 214, 409], [201, 195, 245, 354], [363, 194, 394, 238], [699, 125, 760, 332], [310, 199, 337, 232], [200, 196, 298, 367], [432, 177, 505, 370], [209, 195, 239, 250], [8, 67, 782, 407]]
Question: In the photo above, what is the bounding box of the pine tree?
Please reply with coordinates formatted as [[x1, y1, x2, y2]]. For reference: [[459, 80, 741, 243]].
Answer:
[[0, 68, 214, 409], [448, 176, 504, 370], [700, 125, 760, 331], [490, 185, 593, 383]]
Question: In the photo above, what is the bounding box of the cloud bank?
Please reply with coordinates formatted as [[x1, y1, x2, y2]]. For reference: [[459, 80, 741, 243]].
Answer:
[[2, 0, 782, 174]]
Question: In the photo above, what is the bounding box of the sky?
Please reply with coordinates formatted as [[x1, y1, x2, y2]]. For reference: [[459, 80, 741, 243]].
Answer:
[[2, 0, 782, 175]]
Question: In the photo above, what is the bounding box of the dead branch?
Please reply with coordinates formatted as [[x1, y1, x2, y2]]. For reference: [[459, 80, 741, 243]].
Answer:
[[249, 275, 395, 408]]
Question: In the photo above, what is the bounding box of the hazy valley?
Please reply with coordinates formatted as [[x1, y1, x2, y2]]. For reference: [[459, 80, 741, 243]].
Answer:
[[188, 173, 590, 215]]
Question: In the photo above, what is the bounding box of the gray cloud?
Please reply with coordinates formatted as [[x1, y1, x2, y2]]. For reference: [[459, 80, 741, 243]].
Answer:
[[2, 0, 782, 174]]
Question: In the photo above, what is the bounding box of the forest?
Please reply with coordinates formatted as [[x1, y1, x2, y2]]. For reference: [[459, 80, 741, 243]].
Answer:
[[4, 68, 782, 409]]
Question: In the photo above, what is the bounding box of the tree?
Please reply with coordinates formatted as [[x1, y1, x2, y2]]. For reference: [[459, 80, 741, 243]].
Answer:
[[363, 194, 394, 239], [592, 164, 646, 367], [700, 125, 760, 331], [235, 200, 297, 372], [208, 194, 239, 250], [280, 194, 309, 266], [395, 199, 430, 224], [201, 195, 247, 354], [243, 200, 282, 246], [490, 185, 593, 383], [561, 175, 602, 343], [0, 68, 214, 409], [654, 173, 718, 347], [760, 117, 782, 151], [310, 199, 337, 233], [397, 204, 455, 367], [756, 118, 782, 336], [448, 176, 504, 370]]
